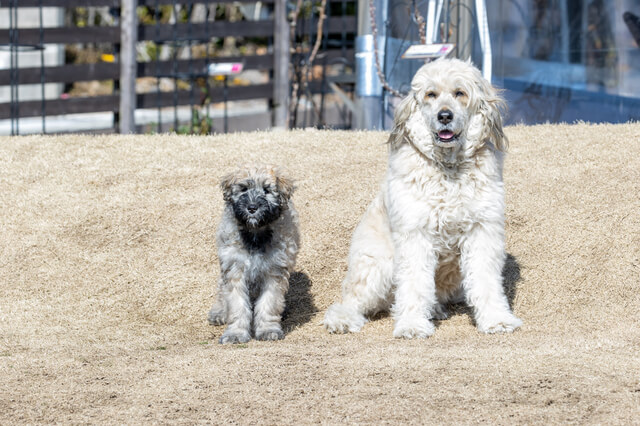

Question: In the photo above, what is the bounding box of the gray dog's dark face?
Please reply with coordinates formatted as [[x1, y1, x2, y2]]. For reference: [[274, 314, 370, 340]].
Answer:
[[221, 166, 294, 232], [230, 183, 282, 230]]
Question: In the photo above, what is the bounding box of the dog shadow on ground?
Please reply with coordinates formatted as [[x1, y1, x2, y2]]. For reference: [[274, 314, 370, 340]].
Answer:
[[502, 253, 522, 309], [438, 252, 522, 321], [282, 271, 317, 334]]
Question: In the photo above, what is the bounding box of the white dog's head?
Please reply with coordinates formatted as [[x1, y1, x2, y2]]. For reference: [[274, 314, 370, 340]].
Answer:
[[389, 58, 507, 161]]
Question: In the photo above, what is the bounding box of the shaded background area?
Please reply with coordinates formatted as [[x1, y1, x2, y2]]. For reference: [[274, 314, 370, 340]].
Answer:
[[379, 0, 640, 126], [1, 124, 639, 423], [489, 0, 640, 124]]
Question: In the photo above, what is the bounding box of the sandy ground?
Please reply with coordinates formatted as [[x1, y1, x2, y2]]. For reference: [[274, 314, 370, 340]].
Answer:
[[1, 124, 639, 424]]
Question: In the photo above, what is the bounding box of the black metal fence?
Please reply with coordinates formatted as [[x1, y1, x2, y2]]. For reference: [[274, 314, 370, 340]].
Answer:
[[0, 0, 356, 135]]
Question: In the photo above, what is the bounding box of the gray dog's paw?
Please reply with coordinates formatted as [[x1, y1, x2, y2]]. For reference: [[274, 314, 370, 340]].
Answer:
[[255, 328, 284, 341], [219, 330, 251, 344], [208, 308, 226, 326]]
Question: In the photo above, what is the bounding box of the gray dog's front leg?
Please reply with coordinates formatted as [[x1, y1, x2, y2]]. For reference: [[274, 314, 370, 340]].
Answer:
[[219, 274, 252, 344], [253, 273, 288, 341]]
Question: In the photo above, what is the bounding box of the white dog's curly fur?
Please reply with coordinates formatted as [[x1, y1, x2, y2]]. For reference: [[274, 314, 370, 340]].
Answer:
[[323, 58, 523, 338]]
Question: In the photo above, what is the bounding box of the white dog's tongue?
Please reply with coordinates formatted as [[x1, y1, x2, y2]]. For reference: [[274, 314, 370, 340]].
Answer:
[[438, 130, 454, 141]]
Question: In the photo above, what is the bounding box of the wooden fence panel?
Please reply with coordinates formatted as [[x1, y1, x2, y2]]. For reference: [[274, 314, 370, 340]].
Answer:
[[1, 0, 357, 132]]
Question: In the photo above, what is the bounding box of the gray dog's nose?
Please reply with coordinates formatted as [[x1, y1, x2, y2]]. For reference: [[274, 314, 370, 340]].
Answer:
[[247, 204, 258, 213], [437, 109, 453, 124]]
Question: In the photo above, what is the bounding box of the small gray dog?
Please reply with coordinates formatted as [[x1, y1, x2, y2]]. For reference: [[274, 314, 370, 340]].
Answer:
[[208, 165, 300, 344]]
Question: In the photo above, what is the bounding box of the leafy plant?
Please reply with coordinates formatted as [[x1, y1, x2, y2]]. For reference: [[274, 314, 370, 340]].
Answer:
[[175, 107, 213, 135]]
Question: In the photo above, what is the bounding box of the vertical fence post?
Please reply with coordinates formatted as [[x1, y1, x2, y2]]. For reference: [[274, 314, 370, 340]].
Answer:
[[119, 0, 138, 133], [273, 0, 290, 129]]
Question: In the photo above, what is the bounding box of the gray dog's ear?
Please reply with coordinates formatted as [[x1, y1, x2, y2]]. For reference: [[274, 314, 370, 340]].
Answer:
[[276, 174, 295, 203], [475, 77, 508, 152], [388, 92, 417, 149], [220, 172, 237, 202]]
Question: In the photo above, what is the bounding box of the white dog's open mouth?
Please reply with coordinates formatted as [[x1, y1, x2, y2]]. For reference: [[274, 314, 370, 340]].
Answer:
[[436, 130, 458, 143]]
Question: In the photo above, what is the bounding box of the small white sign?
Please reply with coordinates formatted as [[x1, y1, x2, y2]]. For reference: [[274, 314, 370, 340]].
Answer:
[[402, 43, 455, 60], [207, 62, 244, 75]]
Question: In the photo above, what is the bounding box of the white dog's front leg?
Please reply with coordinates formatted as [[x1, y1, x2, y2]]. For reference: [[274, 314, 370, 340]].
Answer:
[[219, 270, 252, 344], [391, 231, 438, 339], [253, 272, 288, 341], [460, 223, 523, 333]]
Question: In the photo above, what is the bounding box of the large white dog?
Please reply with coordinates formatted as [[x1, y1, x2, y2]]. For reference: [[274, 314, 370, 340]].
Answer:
[[323, 58, 523, 338]]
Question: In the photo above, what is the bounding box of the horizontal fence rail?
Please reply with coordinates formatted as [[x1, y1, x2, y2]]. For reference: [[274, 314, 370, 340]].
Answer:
[[0, 50, 358, 86], [0, 17, 355, 46], [15, 0, 274, 7], [0, 84, 274, 119]]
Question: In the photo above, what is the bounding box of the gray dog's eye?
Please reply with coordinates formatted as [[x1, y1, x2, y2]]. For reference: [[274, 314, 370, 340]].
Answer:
[[263, 185, 271, 193], [238, 185, 248, 193]]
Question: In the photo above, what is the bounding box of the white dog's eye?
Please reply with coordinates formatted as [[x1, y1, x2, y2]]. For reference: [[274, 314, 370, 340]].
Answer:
[[455, 90, 465, 98], [426, 92, 437, 99]]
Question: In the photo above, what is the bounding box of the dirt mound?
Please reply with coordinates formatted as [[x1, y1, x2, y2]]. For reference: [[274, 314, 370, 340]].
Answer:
[[1, 125, 638, 423]]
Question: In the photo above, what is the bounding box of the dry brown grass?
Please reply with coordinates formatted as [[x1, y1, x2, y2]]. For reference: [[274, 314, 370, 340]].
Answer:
[[1, 124, 639, 424]]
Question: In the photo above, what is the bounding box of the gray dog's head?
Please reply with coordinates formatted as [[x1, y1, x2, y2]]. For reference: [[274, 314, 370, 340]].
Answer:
[[220, 165, 294, 231]]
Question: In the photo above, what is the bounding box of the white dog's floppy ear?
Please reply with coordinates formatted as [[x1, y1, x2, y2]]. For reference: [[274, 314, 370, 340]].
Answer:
[[475, 77, 508, 152], [388, 92, 417, 149]]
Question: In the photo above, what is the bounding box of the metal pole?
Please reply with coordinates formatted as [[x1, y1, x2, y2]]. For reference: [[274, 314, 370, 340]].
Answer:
[[119, 0, 138, 133], [9, 0, 20, 136], [171, 1, 178, 132], [187, 4, 194, 134], [453, 0, 473, 61], [223, 76, 228, 133], [155, 0, 161, 133], [39, 0, 46, 134], [475, 0, 492, 81], [425, 0, 437, 44], [354, 0, 387, 130], [273, 0, 290, 129]]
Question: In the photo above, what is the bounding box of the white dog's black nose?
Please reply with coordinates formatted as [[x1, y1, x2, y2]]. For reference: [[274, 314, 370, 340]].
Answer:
[[437, 109, 453, 124]]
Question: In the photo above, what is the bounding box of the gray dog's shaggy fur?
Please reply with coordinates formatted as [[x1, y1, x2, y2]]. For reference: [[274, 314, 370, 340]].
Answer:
[[208, 165, 300, 344]]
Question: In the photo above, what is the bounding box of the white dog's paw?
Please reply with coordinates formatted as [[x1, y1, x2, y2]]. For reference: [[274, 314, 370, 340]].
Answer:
[[255, 326, 284, 341], [323, 303, 367, 334], [476, 312, 523, 334], [219, 330, 251, 344], [432, 303, 449, 320], [207, 305, 226, 326], [392, 316, 435, 339]]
